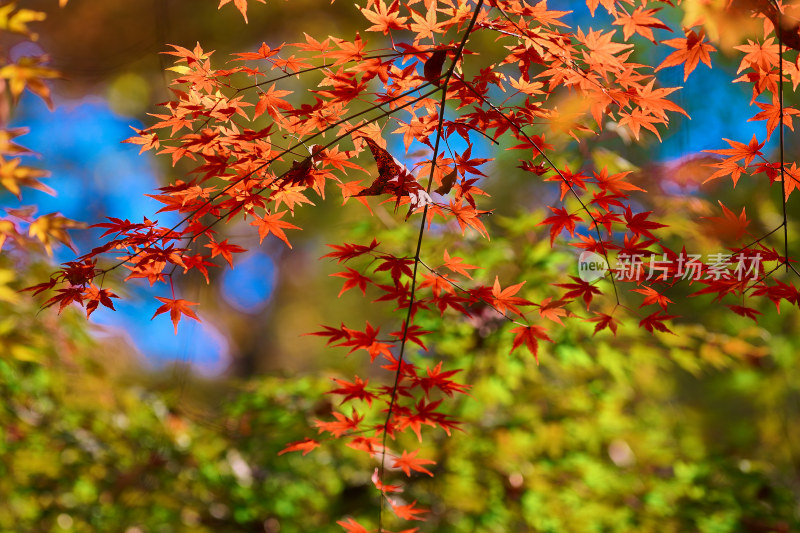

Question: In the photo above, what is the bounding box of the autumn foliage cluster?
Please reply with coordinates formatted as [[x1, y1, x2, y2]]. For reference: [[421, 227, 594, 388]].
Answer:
[[9, 0, 800, 530]]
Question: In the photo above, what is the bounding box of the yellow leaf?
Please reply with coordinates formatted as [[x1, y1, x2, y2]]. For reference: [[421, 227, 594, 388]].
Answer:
[[0, 219, 18, 252], [167, 65, 192, 75], [11, 344, 39, 362], [0, 268, 19, 303], [0, 56, 60, 109], [0, 4, 46, 40], [0, 156, 52, 199], [0, 127, 32, 155], [28, 213, 86, 256]]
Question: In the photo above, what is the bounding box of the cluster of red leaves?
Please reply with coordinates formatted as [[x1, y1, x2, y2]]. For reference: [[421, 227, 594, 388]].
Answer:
[[28, 0, 800, 529]]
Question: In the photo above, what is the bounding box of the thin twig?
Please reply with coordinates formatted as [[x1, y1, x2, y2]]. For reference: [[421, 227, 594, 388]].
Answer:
[[377, 1, 486, 529]]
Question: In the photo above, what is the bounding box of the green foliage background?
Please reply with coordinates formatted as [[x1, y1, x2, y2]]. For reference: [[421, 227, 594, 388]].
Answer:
[[4, 214, 800, 532]]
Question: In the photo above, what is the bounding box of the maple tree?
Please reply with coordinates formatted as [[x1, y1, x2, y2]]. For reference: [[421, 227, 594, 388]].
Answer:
[[7, 0, 800, 530]]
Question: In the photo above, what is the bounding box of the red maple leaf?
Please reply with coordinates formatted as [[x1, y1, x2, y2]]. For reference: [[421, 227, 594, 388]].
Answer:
[[632, 286, 673, 310], [624, 207, 667, 239], [84, 283, 118, 318], [638, 310, 678, 334], [328, 375, 378, 406], [545, 164, 588, 201], [374, 255, 415, 283], [43, 285, 85, 314], [539, 206, 582, 245], [321, 239, 380, 263], [389, 322, 430, 350], [554, 276, 602, 309], [371, 467, 403, 494], [339, 322, 392, 361], [314, 410, 364, 437], [331, 267, 372, 297], [587, 312, 619, 336], [593, 168, 645, 196], [509, 324, 552, 363], [347, 436, 383, 455], [726, 304, 762, 322], [413, 361, 469, 397]]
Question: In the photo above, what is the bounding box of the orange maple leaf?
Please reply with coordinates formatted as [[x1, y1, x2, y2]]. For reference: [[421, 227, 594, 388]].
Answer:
[[0, 56, 60, 109], [390, 499, 428, 521], [613, 7, 672, 43], [205, 238, 246, 268], [336, 517, 370, 533], [278, 437, 320, 456], [701, 201, 751, 241], [748, 97, 800, 140], [360, 0, 408, 35], [538, 297, 568, 325], [152, 296, 201, 334], [491, 276, 532, 317], [392, 449, 436, 477], [655, 29, 715, 81], [618, 108, 666, 140], [250, 210, 301, 248], [586, 0, 617, 16], [703, 135, 764, 186], [442, 249, 479, 279], [218, 0, 265, 23]]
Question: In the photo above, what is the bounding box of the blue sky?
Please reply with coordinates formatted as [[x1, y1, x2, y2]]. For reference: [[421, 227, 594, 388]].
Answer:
[[10, 96, 276, 374]]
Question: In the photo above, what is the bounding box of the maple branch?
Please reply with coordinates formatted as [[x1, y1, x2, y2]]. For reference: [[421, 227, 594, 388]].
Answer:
[[451, 72, 621, 306], [185, 48, 453, 137], [378, 1, 486, 529], [96, 83, 441, 276], [235, 47, 457, 91], [743, 263, 784, 296], [417, 259, 518, 324], [777, 8, 790, 273]]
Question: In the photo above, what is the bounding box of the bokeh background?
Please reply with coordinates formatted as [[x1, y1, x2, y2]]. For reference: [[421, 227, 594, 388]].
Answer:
[[1, 0, 800, 532]]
